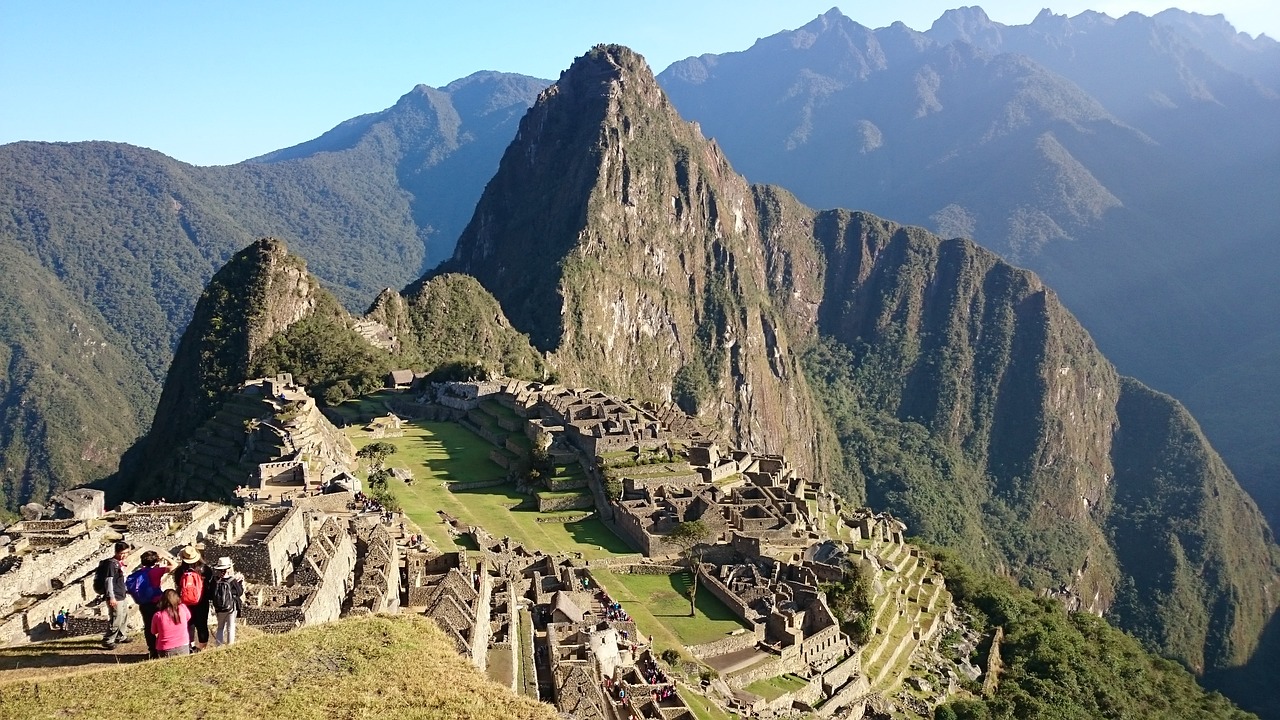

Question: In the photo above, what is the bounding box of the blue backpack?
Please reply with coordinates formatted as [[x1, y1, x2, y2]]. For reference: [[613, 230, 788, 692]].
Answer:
[[125, 567, 161, 604]]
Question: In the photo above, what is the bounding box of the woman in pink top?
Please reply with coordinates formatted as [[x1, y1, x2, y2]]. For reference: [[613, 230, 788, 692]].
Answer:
[[150, 589, 192, 657]]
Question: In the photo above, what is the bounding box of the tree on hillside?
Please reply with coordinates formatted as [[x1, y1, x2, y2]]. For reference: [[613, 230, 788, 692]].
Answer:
[[356, 441, 397, 472], [668, 520, 712, 617]]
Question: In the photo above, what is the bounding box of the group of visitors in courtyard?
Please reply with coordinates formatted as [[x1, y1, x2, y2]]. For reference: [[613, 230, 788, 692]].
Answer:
[[596, 589, 631, 622], [94, 542, 246, 658]]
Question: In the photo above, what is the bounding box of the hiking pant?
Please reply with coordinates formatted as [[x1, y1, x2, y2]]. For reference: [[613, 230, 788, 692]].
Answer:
[[103, 598, 129, 645], [139, 601, 160, 658], [187, 602, 211, 646], [214, 609, 237, 646]]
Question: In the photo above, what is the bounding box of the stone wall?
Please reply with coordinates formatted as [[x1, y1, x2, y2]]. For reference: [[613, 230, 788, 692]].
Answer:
[[534, 512, 595, 524], [301, 532, 356, 625], [167, 503, 233, 547], [264, 507, 309, 585], [696, 565, 758, 628], [611, 507, 657, 555], [460, 416, 506, 448], [581, 554, 645, 569], [351, 522, 399, 613], [688, 624, 765, 660], [815, 673, 870, 719], [0, 529, 107, 614], [620, 564, 682, 575], [446, 478, 508, 492], [545, 474, 588, 491], [724, 652, 782, 686], [0, 574, 100, 644], [7, 520, 87, 536], [822, 653, 861, 694], [290, 491, 355, 513]]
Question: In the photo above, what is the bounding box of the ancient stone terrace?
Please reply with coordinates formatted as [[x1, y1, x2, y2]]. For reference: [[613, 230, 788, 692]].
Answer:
[[690, 541, 868, 718]]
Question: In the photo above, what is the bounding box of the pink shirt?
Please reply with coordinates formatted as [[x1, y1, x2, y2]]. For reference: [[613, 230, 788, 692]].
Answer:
[[150, 604, 191, 651]]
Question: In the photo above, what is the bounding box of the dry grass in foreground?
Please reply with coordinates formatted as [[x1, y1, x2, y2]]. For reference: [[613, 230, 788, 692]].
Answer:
[[0, 614, 557, 720]]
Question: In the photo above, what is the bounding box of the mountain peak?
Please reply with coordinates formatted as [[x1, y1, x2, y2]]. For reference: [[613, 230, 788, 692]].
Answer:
[[559, 44, 651, 84], [928, 5, 1001, 45]]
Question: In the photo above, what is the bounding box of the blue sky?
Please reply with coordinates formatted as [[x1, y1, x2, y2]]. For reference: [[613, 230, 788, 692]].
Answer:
[[2, 1, 1275, 166]]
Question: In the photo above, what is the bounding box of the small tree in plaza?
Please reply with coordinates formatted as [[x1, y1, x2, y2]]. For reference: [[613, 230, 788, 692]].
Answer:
[[668, 520, 712, 617]]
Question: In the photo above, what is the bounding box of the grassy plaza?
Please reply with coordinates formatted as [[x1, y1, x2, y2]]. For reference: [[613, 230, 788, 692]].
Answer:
[[591, 569, 749, 652], [347, 419, 631, 558]]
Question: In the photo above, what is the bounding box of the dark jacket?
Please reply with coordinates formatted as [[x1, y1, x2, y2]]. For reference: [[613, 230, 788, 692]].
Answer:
[[104, 558, 127, 602]]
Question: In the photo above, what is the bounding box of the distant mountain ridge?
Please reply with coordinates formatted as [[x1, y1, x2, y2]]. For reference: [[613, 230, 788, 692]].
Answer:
[[657, 6, 1280, 533], [0, 72, 546, 512]]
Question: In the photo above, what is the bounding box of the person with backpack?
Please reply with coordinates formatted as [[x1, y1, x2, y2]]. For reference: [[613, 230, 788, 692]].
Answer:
[[210, 557, 245, 646], [149, 589, 191, 658], [172, 546, 213, 651], [126, 550, 170, 658], [94, 541, 131, 649]]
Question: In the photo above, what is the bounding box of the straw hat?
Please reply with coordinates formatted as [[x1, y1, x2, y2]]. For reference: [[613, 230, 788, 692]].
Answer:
[[212, 557, 234, 571], [178, 546, 202, 564]]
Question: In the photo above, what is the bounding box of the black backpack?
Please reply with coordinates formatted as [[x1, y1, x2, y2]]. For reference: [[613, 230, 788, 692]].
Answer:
[[92, 558, 113, 596], [212, 576, 238, 613]]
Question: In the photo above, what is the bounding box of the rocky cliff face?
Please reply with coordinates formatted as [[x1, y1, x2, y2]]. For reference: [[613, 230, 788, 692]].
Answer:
[[440, 45, 823, 472]]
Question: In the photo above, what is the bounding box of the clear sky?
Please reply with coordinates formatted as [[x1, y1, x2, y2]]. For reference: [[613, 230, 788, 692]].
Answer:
[[2, 1, 1275, 166]]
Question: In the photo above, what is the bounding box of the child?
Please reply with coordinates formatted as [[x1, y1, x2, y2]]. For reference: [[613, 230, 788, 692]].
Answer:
[[127, 550, 170, 658], [54, 608, 67, 631], [150, 589, 192, 658]]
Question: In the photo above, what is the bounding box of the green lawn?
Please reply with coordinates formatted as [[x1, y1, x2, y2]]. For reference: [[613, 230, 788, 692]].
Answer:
[[744, 674, 808, 701], [349, 421, 631, 558], [680, 687, 739, 720], [592, 570, 749, 652]]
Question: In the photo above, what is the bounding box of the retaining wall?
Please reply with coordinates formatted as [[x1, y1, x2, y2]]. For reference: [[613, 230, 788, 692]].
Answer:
[[689, 624, 765, 661], [696, 565, 758, 628], [536, 493, 594, 512]]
